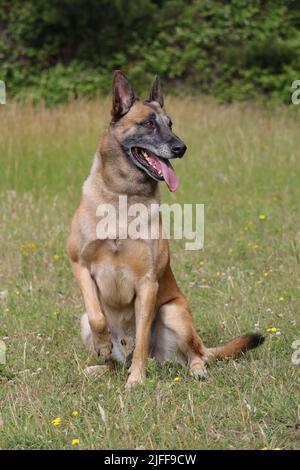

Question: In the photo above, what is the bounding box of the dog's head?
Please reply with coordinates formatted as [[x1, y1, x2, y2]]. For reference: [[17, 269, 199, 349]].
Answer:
[[108, 71, 186, 192]]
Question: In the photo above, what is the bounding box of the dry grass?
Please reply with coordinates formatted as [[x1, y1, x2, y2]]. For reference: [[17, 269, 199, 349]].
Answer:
[[0, 98, 300, 449]]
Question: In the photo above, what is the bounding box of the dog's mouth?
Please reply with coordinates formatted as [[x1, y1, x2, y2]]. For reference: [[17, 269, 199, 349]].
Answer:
[[131, 147, 179, 192]]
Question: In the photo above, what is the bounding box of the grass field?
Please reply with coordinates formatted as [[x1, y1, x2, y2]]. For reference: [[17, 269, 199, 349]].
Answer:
[[0, 98, 300, 450]]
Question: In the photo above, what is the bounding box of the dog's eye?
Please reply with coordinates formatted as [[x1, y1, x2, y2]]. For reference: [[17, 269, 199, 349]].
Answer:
[[144, 119, 155, 128]]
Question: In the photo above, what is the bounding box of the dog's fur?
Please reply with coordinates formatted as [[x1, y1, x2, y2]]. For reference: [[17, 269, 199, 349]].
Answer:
[[67, 71, 264, 388]]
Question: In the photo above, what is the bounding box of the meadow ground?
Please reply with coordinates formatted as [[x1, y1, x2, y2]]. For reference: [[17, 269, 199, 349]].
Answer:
[[0, 98, 299, 450]]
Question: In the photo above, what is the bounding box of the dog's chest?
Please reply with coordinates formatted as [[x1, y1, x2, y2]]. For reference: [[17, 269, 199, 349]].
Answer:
[[92, 261, 135, 308], [90, 239, 154, 309]]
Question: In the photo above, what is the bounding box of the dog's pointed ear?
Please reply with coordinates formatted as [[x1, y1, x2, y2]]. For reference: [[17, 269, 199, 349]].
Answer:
[[149, 76, 164, 108], [111, 70, 136, 121]]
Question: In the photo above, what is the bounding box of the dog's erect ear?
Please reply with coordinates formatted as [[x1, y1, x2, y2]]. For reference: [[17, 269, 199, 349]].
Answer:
[[111, 70, 136, 121], [149, 76, 164, 108]]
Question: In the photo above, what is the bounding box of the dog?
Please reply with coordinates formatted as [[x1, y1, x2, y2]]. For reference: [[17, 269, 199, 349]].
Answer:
[[67, 71, 264, 388]]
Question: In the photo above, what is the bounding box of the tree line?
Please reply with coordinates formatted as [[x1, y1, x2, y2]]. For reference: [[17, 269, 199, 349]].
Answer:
[[1, 0, 299, 104]]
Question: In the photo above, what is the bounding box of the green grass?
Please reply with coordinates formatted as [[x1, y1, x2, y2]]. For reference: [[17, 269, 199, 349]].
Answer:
[[0, 98, 300, 450]]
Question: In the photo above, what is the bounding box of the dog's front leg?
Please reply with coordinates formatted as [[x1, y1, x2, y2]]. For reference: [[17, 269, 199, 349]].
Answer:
[[126, 277, 158, 389], [72, 261, 112, 361]]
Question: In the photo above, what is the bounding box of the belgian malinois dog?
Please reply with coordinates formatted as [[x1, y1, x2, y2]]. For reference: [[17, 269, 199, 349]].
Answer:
[[68, 71, 264, 388]]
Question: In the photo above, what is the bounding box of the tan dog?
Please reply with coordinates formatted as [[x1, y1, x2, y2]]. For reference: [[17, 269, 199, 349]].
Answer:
[[68, 71, 264, 388]]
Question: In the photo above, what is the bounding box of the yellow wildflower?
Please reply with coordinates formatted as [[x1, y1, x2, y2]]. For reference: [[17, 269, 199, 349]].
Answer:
[[19, 242, 38, 256], [72, 411, 78, 416], [51, 417, 61, 426], [260, 447, 269, 450], [279, 296, 285, 302], [72, 439, 79, 446], [28, 242, 37, 250], [258, 214, 266, 221], [173, 376, 180, 382], [53, 255, 60, 261], [266, 327, 278, 333], [263, 272, 269, 277]]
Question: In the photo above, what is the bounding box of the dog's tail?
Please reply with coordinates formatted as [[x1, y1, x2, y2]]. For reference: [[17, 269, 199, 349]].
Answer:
[[205, 333, 265, 360]]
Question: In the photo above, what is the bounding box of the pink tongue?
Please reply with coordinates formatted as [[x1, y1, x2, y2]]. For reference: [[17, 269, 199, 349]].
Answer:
[[158, 158, 179, 192]]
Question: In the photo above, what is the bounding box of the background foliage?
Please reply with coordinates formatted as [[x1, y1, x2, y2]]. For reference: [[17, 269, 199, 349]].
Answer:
[[1, 0, 300, 104]]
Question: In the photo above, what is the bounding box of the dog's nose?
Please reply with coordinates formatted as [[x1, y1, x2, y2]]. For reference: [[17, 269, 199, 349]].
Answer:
[[172, 143, 187, 158]]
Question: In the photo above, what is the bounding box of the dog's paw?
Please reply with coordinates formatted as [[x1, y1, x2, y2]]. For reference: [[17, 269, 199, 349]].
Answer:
[[92, 332, 113, 362], [189, 362, 208, 380], [125, 370, 145, 390]]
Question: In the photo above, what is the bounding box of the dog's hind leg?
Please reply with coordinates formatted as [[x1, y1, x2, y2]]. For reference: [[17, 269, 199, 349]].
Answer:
[[154, 264, 265, 377], [154, 299, 208, 379], [155, 264, 208, 379]]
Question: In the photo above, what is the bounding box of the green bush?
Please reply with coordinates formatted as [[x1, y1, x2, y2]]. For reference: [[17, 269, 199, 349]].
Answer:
[[1, 0, 300, 104]]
